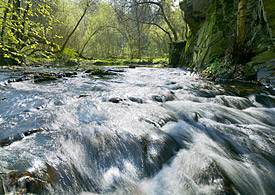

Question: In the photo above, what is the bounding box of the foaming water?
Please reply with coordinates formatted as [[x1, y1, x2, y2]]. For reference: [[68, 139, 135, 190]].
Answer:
[[0, 67, 274, 194]]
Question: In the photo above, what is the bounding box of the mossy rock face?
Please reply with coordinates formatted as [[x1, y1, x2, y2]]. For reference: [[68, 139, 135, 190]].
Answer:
[[248, 48, 275, 67], [180, 0, 208, 34], [169, 41, 186, 67], [179, 0, 236, 68], [262, 0, 275, 35], [178, 0, 275, 70]]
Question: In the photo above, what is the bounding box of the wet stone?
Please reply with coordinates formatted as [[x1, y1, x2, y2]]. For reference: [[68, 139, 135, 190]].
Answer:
[[194, 162, 240, 194], [128, 97, 143, 104], [108, 97, 123, 103], [63, 72, 77, 77], [79, 94, 90, 98], [6, 76, 31, 84], [0, 128, 44, 147], [152, 93, 175, 103], [1, 171, 46, 194], [152, 95, 164, 102]]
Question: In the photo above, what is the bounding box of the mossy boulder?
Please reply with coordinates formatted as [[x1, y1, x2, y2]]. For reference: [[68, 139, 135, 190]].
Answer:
[[34, 74, 57, 83], [85, 69, 115, 76]]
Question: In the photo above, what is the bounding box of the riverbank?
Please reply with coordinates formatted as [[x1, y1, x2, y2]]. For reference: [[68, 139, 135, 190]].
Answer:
[[25, 57, 169, 68]]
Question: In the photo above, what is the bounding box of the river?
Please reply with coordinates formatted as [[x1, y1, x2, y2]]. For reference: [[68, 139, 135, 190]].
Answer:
[[0, 67, 274, 194]]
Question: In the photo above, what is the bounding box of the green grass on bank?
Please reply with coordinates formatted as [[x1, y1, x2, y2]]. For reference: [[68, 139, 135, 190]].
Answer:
[[25, 57, 169, 67]]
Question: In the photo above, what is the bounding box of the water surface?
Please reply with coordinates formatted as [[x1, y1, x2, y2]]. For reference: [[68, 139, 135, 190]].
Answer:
[[0, 67, 274, 194]]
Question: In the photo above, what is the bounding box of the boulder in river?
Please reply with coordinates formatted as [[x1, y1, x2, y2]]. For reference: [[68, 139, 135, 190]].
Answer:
[[34, 74, 57, 83]]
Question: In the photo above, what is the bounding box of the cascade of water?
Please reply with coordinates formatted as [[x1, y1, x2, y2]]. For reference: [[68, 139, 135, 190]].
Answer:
[[0, 67, 274, 194]]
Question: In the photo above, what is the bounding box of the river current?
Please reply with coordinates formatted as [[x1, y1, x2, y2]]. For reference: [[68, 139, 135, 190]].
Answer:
[[0, 67, 274, 194]]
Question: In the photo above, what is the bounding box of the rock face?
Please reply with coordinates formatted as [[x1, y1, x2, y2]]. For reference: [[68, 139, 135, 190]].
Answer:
[[177, 0, 275, 83]]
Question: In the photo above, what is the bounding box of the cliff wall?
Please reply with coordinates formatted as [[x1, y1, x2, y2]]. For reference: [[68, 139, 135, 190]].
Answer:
[[176, 0, 275, 84]]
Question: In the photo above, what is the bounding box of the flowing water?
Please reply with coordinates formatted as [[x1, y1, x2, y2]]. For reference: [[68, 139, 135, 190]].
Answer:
[[0, 67, 274, 194]]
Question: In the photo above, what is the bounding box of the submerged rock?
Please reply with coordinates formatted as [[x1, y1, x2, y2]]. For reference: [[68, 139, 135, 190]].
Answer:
[[85, 69, 116, 76], [152, 92, 175, 103], [6, 76, 31, 83], [194, 162, 240, 194], [4, 70, 78, 84], [0, 128, 44, 147], [128, 97, 143, 104]]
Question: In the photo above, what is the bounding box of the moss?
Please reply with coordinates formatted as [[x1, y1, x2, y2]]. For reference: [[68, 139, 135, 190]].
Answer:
[[262, 0, 275, 33], [243, 67, 257, 81], [248, 48, 275, 67], [43, 75, 57, 79], [34, 73, 57, 83]]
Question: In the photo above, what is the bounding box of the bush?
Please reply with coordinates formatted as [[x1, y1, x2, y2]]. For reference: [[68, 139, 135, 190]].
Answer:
[[202, 56, 232, 77], [58, 48, 77, 60]]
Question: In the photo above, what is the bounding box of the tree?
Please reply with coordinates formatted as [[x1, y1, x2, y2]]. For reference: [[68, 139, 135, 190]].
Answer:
[[237, 0, 248, 48], [59, 0, 99, 53], [0, 0, 59, 65], [132, 0, 178, 42]]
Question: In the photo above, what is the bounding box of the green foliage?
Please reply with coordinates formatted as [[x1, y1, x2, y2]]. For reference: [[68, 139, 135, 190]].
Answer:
[[58, 47, 77, 60], [202, 56, 231, 77], [0, 0, 60, 65], [0, 0, 185, 63]]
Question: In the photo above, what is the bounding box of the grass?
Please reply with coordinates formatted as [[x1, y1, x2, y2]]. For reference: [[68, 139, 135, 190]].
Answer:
[[25, 57, 169, 68]]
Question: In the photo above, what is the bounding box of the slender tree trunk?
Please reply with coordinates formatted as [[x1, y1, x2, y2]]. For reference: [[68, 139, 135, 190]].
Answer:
[[79, 26, 105, 57], [59, 8, 88, 53]]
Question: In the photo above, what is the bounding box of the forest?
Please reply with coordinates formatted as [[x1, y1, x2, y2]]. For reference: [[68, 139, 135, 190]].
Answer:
[[0, 0, 186, 65]]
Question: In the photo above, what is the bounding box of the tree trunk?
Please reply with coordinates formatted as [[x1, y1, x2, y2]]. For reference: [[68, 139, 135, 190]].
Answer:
[[59, 8, 88, 53], [79, 26, 105, 57], [237, 0, 248, 47], [133, 1, 178, 42]]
